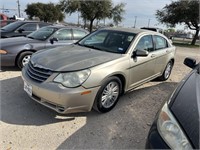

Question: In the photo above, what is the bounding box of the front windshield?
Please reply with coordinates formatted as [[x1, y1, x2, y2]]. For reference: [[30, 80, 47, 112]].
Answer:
[[1, 21, 23, 31], [27, 26, 57, 41], [78, 29, 136, 54]]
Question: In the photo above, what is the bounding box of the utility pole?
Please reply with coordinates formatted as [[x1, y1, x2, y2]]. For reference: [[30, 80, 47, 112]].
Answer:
[[134, 16, 137, 28], [148, 19, 151, 27], [17, 0, 20, 17], [77, 12, 80, 26]]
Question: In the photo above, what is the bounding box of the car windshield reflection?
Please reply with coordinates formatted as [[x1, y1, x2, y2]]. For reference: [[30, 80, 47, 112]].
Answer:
[[1, 21, 23, 31], [78, 30, 136, 54], [27, 26, 58, 41]]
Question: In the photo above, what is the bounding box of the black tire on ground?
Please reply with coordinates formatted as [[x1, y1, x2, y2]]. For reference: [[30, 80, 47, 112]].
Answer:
[[17, 51, 33, 69], [158, 60, 173, 81], [93, 76, 122, 113]]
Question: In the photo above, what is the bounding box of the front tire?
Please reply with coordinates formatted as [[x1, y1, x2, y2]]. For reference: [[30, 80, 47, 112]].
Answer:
[[158, 60, 173, 81], [93, 76, 122, 113], [17, 51, 33, 69]]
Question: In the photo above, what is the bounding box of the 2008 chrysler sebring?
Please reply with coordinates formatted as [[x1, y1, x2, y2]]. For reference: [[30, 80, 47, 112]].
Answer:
[[22, 27, 176, 114]]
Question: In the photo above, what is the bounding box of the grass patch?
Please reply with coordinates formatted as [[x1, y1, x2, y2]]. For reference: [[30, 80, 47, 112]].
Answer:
[[172, 38, 200, 48]]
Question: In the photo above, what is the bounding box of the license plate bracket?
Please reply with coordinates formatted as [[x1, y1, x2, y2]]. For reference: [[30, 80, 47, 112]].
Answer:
[[24, 81, 32, 96]]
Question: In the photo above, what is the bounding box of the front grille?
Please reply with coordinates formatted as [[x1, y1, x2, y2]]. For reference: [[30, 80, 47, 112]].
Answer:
[[26, 62, 53, 82]]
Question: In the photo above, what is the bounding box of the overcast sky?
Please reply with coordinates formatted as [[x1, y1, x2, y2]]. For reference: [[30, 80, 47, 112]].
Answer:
[[1, 0, 185, 30]]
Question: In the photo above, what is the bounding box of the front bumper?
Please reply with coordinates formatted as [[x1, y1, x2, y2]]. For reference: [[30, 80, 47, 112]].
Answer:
[[21, 68, 100, 114], [1, 54, 16, 66]]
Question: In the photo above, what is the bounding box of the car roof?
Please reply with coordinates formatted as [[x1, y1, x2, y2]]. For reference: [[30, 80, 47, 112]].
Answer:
[[99, 27, 159, 35], [48, 25, 89, 31], [13, 20, 49, 23]]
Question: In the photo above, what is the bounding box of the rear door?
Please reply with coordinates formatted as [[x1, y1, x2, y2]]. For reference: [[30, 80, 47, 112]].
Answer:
[[153, 35, 172, 74]]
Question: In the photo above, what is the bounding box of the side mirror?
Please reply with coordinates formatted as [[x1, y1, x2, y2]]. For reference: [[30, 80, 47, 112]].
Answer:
[[132, 49, 149, 58], [184, 57, 196, 69], [18, 28, 24, 33], [50, 37, 58, 44]]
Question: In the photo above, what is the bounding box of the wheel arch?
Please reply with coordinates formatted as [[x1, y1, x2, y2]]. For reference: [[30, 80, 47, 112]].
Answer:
[[100, 73, 126, 95], [15, 49, 36, 66], [171, 58, 175, 65], [113, 74, 126, 95], [93, 74, 126, 113]]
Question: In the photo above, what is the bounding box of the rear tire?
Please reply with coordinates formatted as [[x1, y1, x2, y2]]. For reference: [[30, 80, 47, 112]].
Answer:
[[93, 76, 122, 113], [158, 60, 173, 81], [17, 51, 33, 69]]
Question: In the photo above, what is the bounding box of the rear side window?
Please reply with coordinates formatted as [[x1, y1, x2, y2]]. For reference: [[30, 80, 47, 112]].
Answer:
[[53, 29, 72, 40], [39, 23, 49, 28], [154, 35, 168, 50], [73, 29, 87, 40], [20, 23, 37, 31]]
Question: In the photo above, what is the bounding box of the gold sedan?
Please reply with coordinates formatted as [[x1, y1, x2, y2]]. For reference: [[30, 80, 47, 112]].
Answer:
[[22, 27, 175, 114]]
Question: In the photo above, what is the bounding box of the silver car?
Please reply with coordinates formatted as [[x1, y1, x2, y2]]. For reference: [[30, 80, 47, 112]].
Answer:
[[1, 26, 89, 69], [22, 27, 176, 114]]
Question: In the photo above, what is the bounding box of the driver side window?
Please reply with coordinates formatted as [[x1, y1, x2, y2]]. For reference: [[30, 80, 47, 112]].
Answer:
[[135, 35, 154, 52]]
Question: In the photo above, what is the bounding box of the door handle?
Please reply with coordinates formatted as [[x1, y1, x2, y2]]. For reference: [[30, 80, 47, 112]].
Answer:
[[151, 54, 156, 58]]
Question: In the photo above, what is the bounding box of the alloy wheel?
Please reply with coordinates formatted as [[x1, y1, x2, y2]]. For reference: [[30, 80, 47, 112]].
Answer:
[[101, 81, 120, 108]]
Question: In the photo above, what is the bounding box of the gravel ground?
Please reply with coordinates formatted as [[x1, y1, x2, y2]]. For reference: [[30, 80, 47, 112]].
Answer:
[[0, 46, 199, 149]]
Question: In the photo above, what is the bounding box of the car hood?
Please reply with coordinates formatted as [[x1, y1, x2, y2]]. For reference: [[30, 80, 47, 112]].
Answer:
[[31, 44, 122, 72], [1, 29, 9, 33], [0, 37, 39, 47], [170, 70, 200, 148]]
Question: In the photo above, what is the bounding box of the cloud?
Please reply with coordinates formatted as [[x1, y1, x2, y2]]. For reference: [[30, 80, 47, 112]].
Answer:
[[113, 0, 173, 28]]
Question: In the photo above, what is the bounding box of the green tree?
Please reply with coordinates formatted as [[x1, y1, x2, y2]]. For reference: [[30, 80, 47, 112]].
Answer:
[[111, 3, 125, 26], [156, 0, 199, 45], [59, 0, 125, 32], [25, 2, 65, 22]]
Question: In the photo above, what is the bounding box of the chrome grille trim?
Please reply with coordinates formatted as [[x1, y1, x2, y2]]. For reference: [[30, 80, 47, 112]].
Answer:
[[26, 62, 53, 82]]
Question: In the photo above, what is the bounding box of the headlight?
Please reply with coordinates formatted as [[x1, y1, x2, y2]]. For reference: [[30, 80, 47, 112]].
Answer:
[[0, 50, 7, 54], [53, 69, 91, 88], [157, 102, 192, 150]]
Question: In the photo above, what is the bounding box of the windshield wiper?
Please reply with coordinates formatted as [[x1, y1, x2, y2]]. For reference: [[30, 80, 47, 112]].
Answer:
[[80, 44, 102, 50], [27, 36, 35, 39]]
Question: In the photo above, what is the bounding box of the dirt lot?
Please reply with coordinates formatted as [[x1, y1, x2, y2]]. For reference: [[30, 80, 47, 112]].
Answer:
[[1, 47, 199, 149]]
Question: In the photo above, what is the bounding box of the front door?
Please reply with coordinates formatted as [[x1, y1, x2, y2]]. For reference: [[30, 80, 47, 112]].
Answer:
[[128, 35, 157, 89], [45, 28, 74, 49]]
